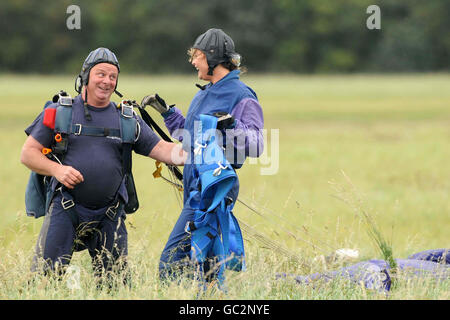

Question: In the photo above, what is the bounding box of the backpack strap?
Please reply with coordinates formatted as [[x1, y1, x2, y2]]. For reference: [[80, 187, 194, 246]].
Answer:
[[118, 101, 137, 144], [54, 98, 73, 134], [25, 93, 73, 219], [116, 100, 139, 213]]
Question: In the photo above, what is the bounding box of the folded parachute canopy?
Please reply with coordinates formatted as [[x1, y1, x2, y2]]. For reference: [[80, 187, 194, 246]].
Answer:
[[277, 249, 450, 291]]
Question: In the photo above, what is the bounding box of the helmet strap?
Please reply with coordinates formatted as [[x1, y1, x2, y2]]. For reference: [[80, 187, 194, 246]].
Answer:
[[115, 90, 123, 98], [207, 65, 215, 76], [84, 89, 92, 121]]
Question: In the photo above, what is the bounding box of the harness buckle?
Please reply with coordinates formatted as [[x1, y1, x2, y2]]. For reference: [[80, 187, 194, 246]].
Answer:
[[184, 221, 191, 234], [57, 186, 75, 210], [105, 201, 120, 220], [61, 198, 75, 210], [59, 96, 73, 107], [121, 101, 134, 118], [184, 221, 198, 234], [74, 124, 82, 136]]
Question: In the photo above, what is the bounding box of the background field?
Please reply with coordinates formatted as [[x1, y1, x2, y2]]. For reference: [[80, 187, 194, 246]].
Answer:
[[0, 73, 449, 299]]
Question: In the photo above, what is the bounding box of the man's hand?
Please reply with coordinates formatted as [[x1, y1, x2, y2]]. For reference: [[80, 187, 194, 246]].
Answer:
[[213, 112, 235, 130], [141, 94, 173, 114], [21, 135, 84, 189], [54, 165, 84, 189]]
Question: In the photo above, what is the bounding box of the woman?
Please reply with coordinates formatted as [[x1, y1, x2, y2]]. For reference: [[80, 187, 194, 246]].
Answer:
[[142, 28, 264, 282]]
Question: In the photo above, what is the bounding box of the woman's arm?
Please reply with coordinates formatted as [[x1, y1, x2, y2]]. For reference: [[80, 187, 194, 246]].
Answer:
[[227, 97, 264, 158], [162, 107, 186, 142]]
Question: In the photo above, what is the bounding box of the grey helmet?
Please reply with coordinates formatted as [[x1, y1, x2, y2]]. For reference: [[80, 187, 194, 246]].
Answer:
[[192, 28, 241, 75], [74, 47, 122, 120], [75, 47, 121, 94]]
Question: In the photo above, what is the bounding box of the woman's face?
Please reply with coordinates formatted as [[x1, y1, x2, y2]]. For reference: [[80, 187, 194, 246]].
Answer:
[[190, 49, 211, 81]]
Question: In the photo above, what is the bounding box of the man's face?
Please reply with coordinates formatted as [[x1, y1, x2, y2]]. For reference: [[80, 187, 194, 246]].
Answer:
[[86, 63, 118, 106], [190, 49, 211, 81]]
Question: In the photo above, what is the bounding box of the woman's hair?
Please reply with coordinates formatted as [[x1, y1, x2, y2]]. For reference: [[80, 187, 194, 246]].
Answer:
[[187, 48, 246, 73]]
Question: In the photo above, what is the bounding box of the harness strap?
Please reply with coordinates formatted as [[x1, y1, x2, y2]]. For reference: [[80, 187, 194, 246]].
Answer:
[[56, 187, 79, 228], [57, 186, 124, 230], [71, 123, 121, 138], [137, 106, 184, 181]]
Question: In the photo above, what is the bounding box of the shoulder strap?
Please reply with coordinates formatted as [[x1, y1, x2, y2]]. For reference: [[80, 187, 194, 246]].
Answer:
[[117, 101, 137, 144], [115, 100, 137, 174], [116, 100, 140, 213], [54, 96, 73, 134]]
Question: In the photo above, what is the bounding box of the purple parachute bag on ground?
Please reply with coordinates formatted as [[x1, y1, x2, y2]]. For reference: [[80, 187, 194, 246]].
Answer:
[[277, 248, 450, 291]]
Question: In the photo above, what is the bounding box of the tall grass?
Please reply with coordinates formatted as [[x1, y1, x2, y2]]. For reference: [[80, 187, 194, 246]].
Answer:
[[1, 73, 449, 299], [330, 171, 397, 270]]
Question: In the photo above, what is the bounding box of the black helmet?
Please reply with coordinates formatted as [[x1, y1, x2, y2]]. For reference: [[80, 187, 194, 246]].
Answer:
[[75, 47, 120, 93], [75, 47, 122, 120], [192, 28, 241, 75]]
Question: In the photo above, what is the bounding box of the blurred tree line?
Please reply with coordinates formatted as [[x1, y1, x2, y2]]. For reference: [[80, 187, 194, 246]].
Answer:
[[0, 0, 448, 74]]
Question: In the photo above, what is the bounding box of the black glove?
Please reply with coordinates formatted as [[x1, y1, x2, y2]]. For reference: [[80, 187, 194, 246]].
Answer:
[[213, 112, 235, 130], [141, 93, 174, 114]]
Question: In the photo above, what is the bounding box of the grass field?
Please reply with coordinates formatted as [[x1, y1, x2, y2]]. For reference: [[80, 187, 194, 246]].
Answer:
[[0, 73, 449, 299]]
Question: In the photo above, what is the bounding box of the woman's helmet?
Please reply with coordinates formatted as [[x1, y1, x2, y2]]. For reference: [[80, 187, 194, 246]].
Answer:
[[192, 28, 241, 75]]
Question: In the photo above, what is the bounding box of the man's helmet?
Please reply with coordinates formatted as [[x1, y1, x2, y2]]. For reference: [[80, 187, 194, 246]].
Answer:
[[75, 47, 121, 94], [74, 47, 122, 120], [192, 28, 241, 75]]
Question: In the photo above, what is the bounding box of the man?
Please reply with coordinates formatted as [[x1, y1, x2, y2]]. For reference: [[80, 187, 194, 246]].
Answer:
[[21, 47, 185, 285], [142, 29, 264, 285]]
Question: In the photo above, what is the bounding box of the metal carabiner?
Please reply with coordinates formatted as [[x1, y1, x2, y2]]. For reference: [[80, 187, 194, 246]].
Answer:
[[74, 124, 82, 136]]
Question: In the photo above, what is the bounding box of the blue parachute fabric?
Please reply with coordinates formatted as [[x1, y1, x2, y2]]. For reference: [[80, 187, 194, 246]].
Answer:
[[278, 249, 449, 291], [394, 258, 450, 280], [190, 114, 236, 212], [226, 208, 246, 271], [408, 248, 450, 264], [187, 114, 245, 288]]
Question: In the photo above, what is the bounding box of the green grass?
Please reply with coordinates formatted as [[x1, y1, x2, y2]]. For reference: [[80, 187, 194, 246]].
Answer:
[[0, 73, 449, 299]]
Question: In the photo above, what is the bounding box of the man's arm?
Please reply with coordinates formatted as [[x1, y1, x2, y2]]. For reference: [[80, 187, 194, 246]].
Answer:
[[20, 135, 84, 189], [148, 140, 187, 166]]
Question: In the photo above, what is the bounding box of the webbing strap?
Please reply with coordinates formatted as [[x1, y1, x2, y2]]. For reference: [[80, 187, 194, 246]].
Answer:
[[71, 123, 121, 138], [56, 187, 79, 228], [54, 105, 73, 134], [137, 106, 184, 181]]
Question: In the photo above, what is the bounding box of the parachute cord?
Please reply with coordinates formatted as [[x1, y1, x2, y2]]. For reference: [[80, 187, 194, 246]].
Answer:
[[237, 219, 311, 271], [167, 168, 183, 209], [236, 198, 334, 254]]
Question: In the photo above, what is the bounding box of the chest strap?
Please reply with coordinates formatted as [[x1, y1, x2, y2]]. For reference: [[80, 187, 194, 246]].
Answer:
[[71, 123, 121, 138]]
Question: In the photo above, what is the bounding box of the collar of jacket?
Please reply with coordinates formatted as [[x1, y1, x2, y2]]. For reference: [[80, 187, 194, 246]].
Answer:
[[205, 70, 241, 90]]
